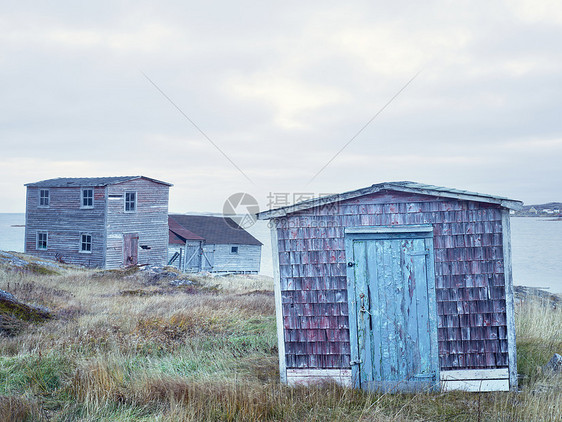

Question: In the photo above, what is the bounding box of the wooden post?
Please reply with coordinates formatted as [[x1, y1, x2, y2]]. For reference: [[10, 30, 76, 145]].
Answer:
[[270, 221, 287, 384], [502, 209, 518, 390]]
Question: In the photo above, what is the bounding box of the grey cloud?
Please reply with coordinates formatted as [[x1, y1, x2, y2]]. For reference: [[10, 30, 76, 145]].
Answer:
[[1, 1, 561, 212]]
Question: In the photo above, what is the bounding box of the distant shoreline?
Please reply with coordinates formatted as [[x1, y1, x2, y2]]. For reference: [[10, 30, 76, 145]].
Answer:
[[514, 285, 561, 307]]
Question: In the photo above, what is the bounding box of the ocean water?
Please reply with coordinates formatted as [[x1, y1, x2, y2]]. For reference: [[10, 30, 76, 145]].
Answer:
[[510, 217, 562, 293], [0, 213, 25, 252], [2, 214, 561, 293]]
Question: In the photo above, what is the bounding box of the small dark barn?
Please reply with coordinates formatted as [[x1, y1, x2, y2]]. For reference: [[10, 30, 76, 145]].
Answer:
[[257, 181, 522, 392], [168, 214, 262, 273], [25, 176, 171, 269]]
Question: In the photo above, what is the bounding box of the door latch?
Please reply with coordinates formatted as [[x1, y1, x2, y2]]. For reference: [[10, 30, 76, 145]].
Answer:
[[347, 261, 356, 267], [359, 293, 371, 315]]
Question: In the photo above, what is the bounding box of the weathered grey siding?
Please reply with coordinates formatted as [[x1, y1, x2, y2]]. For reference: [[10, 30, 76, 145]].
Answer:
[[25, 186, 106, 267], [168, 244, 183, 267], [168, 240, 203, 272], [169, 243, 261, 273], [273, 191, 509, 371], [167, 214, 262, 273], [208, 244, 261, 273], [184, 241, 203, 271], [199, 244, 213, 271], [105, 179, 169, 268]]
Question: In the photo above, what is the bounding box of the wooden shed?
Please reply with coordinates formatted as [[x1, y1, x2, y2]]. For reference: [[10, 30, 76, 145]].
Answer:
[[257, 182, 523, 392], [25, 176, 171, 269], [168, 214, 262, 274]]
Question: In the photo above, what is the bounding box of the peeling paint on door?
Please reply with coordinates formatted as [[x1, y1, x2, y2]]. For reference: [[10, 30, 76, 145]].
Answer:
[[346, 227, 439, 392]]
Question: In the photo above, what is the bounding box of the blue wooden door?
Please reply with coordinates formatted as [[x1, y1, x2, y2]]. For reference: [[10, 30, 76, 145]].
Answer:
[[346, 228, 439, 392]]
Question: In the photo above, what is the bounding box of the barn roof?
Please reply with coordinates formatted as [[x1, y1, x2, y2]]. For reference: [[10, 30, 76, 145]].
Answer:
[[169, 231, 188, 245], [169, 214, 262, 246], [168, 216, 205, 244], [257, 181, 523, 219], [25, 176, 172, 187]]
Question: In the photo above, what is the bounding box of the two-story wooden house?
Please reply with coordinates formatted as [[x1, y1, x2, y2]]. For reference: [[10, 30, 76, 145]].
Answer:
[[24, 176, 172, 269]]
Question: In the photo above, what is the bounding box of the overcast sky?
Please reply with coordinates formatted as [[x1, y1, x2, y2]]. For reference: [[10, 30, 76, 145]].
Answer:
[[2, 1, 561, 213]]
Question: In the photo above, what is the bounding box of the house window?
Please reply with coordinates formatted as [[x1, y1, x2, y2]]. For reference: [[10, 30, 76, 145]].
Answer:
[[39, 189, 49, 207], [37, 232, 48, 250], [80, 233, 92, 253], [81, 188, 94, 208], [231, 246, 239, 254], [125, 192, 136, 212]]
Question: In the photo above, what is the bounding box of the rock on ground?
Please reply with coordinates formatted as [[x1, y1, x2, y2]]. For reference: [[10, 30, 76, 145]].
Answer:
[[544, 353, 562, 373], [0, 289, 51, 323]]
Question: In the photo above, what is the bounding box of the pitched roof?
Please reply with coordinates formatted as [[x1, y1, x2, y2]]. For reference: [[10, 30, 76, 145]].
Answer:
[[25, 176, 172, 187], [169, 231, 187, 245], [169, 214, 262, 246], [257, 181, 523, 219], [168, 216, 205, 244]]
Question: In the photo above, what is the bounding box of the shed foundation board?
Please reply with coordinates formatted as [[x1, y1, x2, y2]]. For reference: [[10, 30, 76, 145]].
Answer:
[[286, 369, 352, 387], [286, 369, 509, 391], [440, 369, 510, 392]]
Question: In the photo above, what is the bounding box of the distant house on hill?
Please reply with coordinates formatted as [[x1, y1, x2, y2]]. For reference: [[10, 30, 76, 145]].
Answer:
[[168, 214, 262, 273], [24, 176, 172, 268]]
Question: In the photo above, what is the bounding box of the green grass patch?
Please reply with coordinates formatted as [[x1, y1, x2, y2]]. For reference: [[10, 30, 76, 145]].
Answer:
[[0, 353, 71, 396], [517, 339, 562, 386]]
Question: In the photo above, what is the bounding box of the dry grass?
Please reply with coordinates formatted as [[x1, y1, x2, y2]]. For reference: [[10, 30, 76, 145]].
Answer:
[[515, 297, 562, 387], [1, 264, 562, 421], [0, 395, 41, 422], [194, 273, 275, 293]]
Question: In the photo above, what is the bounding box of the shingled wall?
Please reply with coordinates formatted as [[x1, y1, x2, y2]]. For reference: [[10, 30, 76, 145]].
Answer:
[[273, 190, 508, 371]]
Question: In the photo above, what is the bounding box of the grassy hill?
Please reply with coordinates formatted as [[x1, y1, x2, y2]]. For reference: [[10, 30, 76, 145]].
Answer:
[[1, 255, 562, 421]]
